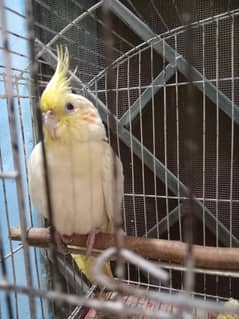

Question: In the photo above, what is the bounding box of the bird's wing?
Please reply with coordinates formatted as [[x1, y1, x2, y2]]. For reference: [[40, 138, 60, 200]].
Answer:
[[101, 143, 124, 231], [28, 142, 48, 219]]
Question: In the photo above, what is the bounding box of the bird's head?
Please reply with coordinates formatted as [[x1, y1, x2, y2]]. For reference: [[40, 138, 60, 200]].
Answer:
[[40, 47, 106, 144]]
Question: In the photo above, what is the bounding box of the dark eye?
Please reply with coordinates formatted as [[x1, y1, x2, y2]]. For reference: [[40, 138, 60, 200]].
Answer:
[[65, 103, 74, 112]]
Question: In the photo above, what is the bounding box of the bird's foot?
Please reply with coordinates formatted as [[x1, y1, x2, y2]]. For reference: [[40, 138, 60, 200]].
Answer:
[[47, 226, 69, 255], [86, 227, 100, 258]]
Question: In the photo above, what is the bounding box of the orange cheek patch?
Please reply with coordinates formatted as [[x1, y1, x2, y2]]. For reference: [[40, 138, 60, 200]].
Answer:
[[81, 110, 97, 123]]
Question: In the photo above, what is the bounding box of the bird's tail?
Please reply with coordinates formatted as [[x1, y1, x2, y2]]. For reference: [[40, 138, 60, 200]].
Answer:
[[71, 254, 113, 284]]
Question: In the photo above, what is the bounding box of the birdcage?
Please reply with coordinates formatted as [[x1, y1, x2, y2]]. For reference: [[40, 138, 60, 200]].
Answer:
[[1, 0, 239, 318]]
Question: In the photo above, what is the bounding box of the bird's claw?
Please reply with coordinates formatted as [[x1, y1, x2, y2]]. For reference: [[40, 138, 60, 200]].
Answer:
[[47, 226, 69, 255], [86, 227, 100, 258]]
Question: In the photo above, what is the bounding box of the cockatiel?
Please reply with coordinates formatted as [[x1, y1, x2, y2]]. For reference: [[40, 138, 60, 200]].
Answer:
[[28, 47, 124, 282]]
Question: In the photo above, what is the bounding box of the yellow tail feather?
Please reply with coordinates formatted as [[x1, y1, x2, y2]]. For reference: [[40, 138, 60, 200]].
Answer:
[[71, 254, 113, 284]]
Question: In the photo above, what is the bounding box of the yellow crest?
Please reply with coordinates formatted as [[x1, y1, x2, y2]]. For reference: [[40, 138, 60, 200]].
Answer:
[[40, 46, 71, 112]]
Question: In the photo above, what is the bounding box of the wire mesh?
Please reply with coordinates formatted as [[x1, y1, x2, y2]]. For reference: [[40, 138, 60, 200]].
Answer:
[[0, 0, 239, 318]]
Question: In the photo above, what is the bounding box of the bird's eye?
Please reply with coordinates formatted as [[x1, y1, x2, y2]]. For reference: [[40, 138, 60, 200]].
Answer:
[[65, 103, 74, 113]]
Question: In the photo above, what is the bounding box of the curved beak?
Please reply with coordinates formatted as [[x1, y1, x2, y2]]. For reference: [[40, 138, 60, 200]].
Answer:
[[43, 110, 58, 139]]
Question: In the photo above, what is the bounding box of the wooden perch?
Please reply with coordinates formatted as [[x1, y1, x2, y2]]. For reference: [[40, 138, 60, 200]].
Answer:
[[9, 226, 239, 270]]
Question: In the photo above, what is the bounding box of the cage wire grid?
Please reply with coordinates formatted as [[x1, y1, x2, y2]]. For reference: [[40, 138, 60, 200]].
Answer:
[[0, 0, 239, 318]]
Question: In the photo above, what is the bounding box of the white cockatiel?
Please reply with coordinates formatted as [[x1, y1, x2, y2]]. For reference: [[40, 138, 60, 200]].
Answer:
[[28, 47, 124, 280]]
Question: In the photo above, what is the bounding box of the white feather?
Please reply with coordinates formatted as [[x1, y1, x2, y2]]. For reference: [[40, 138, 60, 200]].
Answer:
[[28, 139, 124, 235]]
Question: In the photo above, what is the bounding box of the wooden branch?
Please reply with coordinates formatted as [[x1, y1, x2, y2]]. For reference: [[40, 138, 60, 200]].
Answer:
[[9, 226, 239, 270]]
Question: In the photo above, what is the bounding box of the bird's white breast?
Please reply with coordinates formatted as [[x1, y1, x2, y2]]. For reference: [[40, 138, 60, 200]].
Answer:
[[28, 141, 108, 235]]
